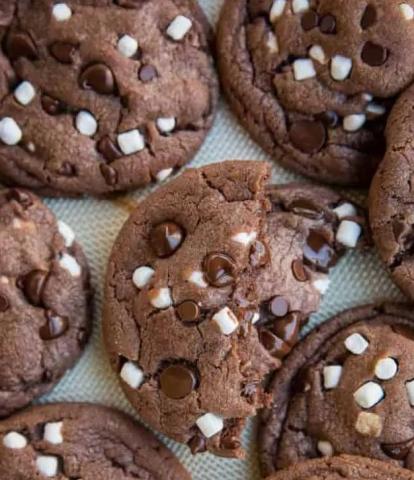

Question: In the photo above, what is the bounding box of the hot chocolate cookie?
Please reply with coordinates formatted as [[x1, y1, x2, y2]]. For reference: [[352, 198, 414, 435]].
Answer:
[[0, 189, 92, 416], [217, 0, 414, 186], [0, 0, 217, 196], [103, 160, 366, 458]]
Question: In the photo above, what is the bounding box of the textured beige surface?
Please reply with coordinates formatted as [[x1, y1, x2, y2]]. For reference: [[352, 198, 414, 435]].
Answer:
[[33, 1, 405, 479]]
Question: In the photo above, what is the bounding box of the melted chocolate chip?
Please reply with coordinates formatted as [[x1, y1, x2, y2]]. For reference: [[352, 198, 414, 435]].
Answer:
[[361, 4, 377, 29], [58, 162, 76, 176], [292, 259, 309, 282], [6, 31, 38, 60], [361, 42, 388, 67], [250, 240, 269, 268], [0, 294, 9, 312], [220, 434, 241, 451], [289, 121, 326, 154], [159, 364, 197, 399], [203, 253, 236, 287], [6, 189, 33, 208], [177, 300, 200, 323], [49, 42, 77, 64], [259, 329, 291, 359], [301, 10, 319, 31], [100, 164, 118, 185], [290, 199, 323, 219], [319, 14, 336, 34], [269, 296, 289, 317], [382, 438, 414, 460], [188, 433, 207, 454], [303, 230, 337, 271], [97, 136, 122, 162], [21, 270, 48, 306], [41, 95, 66, 116], [272, 312, 301, 346], [316, 111, 339, 129], [39, 311, 68, 340], [80, 63, 115, 95], [150, 222, 184, 258], [139, 64, 158, 82]]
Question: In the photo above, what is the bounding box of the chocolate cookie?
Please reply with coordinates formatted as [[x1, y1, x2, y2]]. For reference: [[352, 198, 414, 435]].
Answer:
[[102, 160, 366, 458], [370, 82, 414, 301], [217, 0, 414, 186], [0, 189, 92, 416], [259, 303, 414, 477], [0, 403, 190, 479], [0, 1, 217, 196], [267, 455, 414, 480]]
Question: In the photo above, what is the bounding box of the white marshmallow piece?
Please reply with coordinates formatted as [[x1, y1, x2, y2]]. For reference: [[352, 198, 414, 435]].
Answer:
[[76, 111, 98, 137], [59, 253, 81, 277], [331, 55, 352, 81], [3, 432, 27, 449], [270, 0, 286, 21], [266, 32, 279, 53], [292, 0, 309, 14], [149, 287, 172, 309], [366, 103, 386, 117], [57, 220, 75, 247], [36, 455, 59, 477], [14, 81, 35, 106], [120, 361, 144, 389], [362, 93, 374, 102], [196, 413, 224, 438], [293, 59, 316, 81], [345, 333, 369, 355], [166, 15, 192, 41], [132, 266, 155, 289], [313, 277, 330, 294], [44, 422, 63, 445], [323, 365, 343, 390], [188, 271, 208, 288], [317, 440, 333, 457], [52, 3, 72, 21], [213, 307, 239, 335], [251, 312, 260, 324], [156, 168, 173, 182], [406, 380, 414, 406], [343, 114, 366, 132], [375, 357, 398, 381], [156, 117, 176, 134], [355, 412, 383, 437], [117, 34, 139, 58], [400, 3, 414, 20], [309, 45, 327, 65], [232, 231, 257, 246], [0, 117, 22, 145], [117, 129, 145, 155], [333, 202, 357, 219], [354, 382, 384, 409], [336, 220, 362, 248]]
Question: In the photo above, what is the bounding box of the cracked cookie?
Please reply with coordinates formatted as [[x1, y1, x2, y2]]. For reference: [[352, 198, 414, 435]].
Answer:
[[0, 0, 217, 196], [259, 303, 414, 477], [370, 82, 414, 302], [102, 160, 366, 458], [217, 0, 414, 186], [0, 403, 191, 479], [0, 189, 92, 417]]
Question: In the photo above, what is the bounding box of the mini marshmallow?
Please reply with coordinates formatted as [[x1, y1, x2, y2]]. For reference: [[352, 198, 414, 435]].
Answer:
[[14, 81, 36, 106], [76, 111, 98, 137], [343, 114, 366, 132], [354, 381, 384, 409], [400, 3, 414, 20], [336, 220, 362, 248], [132, 266, 155, 289], [148, 287, 172, 309], [292, 0, 309, 14], [331, 55, 352, 81], [188, 271, 208, 288], [270, 0, 287, 21], [0, 117, 22, 145], [345, 333, 369, 355], [232, 231, 257, 246], [26, 141, 36, 152], [57, 220, 75, 247], [117, 129, 145, 155], [313, 277, 330, 294], [44, 422, 63, 445], [293, 59, 316, 81], [36, 455, 59, 477], [3, 432, 27, 449], [406, 380, 414, 406], [166, 15, 192, 41], [309, 45, 327, 64], [196, 413, 224, 438], [317, 440, 333, 457], [355, 412, 383, 437], [120, 361, 144, 389], [375, 357, 398, 380], [266, 32, 279, 53], [251, 312, 260, 324], [333, 202, 357, 219], [52, 3, 72, 21], [213, 307, 239, 335], [59, 253, 81, 277], [362, 93, 374, 102], [156, 168, 173, 182], [366, 103, 386, 117], [323, 365, 342, 390], [156, 117, 176, 134], [117, 34, 138, 58]]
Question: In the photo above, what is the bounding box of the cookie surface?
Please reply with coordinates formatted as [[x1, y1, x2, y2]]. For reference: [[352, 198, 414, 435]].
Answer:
[[0, 403, 190, 479], [0, 189, 92, 416], [103, 160, 365, 458], [259, 303, 414, 477], [0, 0, 217, 196], [217, 0, 414, 186]]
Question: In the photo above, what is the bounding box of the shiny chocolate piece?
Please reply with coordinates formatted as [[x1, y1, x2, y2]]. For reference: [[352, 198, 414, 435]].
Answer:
[[97, 136, 122, 162], [250, 240, 269, 268], [100, 164, 118, 186], [203, 253, 236, 287], [177, 300, 200, 323], [139, 64, 158, 82], [21, 270, 48, 306], [41, 95, 66, 116], [303, 230, 337, 271], [292, 259, 308, 282], [159, 364, 197, 399], [361, 4, 377, 29], [150, 222, 185, 258], [290, 199, 323, 220], [272, 312, 301, 347], [39, 310, 69, 340], [268, 296, 289, 318], [319, 14, 336, 34], [80, 63, 116, 95], [259, 329, 291, 359], [362, 42, 388, 67], [289, 121, 327, 154], [6, 31, 38, 60], [49, 42, 77, 64], [382, 438, 414, 460], [301, 10, 319, 31]]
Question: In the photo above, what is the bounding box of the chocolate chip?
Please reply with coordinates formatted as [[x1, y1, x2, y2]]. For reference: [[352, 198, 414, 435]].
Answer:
[[250, 240, 269, 268], [0, 294, 9, 312], [259, 329, 291, 359], [177, 300, 200, 323], [319, 14, 336, 34], [80, 63, 115, 95], [272, 312, 301, 346], [290, 199, 323, 219], [21, 270, 48, 306], [303, 230, 337, 271], [97, 136, 122, 162], [49, 42, 77, 64], [41, 95, 66, 115], [361, 42, 388, 67], [289, 120, 326, 154], [220, 434, 241, 451], [150, 222, 184, 258], [58, 162, 76, 176], [39, 311, 68, 340], [188, 433, 207, 454], [301, 10, 319, 31], [139, 64, 158, 82], [316, 111, 339, 129], [292, 259, 308, 282], [269, 296, 289, 317], [159, 364, 197, 399], [100, 164, 118, 185], [6, 31, 38, 60], [6, 189, 33, 208], [361, 4, 377, 29], [382, 439, 414, 460], [203, 253, 236, 287]]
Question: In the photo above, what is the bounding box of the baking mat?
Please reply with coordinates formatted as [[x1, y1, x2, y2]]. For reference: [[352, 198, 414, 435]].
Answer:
[[27, 1, 406, 478]]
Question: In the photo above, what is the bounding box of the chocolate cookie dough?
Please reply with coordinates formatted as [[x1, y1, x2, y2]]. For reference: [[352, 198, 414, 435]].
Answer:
[[0, 1, 217, 196], [370, 82, 414, 302], [259, 303, 414, 477], [102, 160, 366, 458], [217, 0, 414, 186], [0, 403, 190, 479], [0, 189, 92, 416], [267, 455, 414, 480]]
